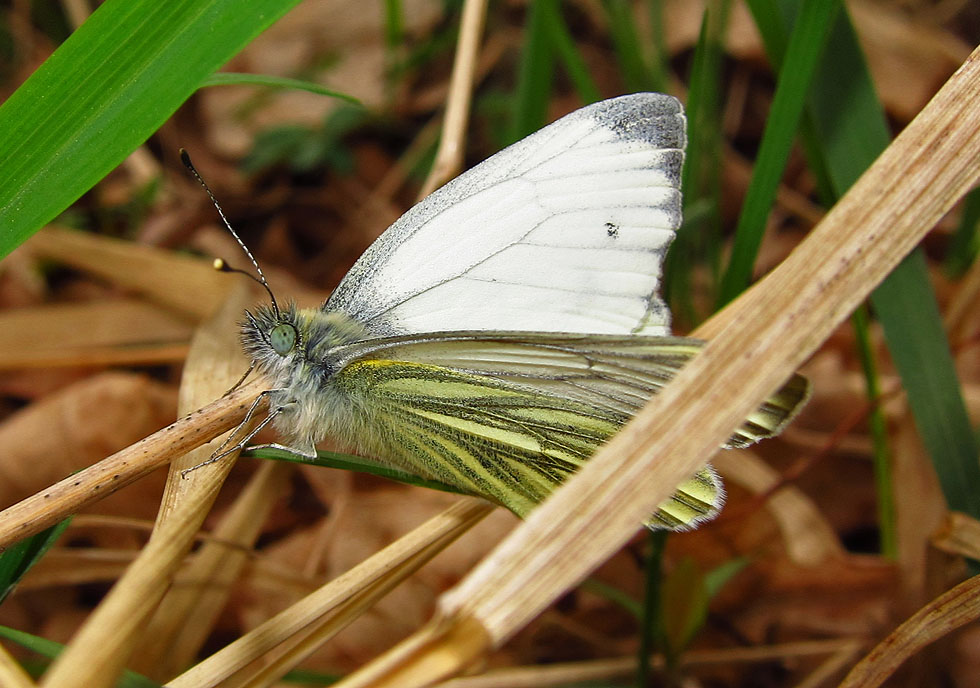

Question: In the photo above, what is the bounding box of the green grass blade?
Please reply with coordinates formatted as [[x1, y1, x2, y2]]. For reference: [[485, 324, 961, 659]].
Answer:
[[852, 305, 896, 559], [872, 255, 980, 518], [601, 0, 653, 92], [248, 448, 471, 497], [664, 4, 729, 324], [201, 73, 362, 104], [0, 518, 71, 605], [0, 0, 302, 260], [0, 626, 161, 687], [540, 3, 601, 104], [945, 186, 980, 276], [716, 0, 840, 306], [508, 0, 556, 144], [755, 4, 980, 536]]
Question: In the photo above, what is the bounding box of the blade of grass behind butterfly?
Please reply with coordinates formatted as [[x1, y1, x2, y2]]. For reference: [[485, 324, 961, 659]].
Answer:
[[600, 0, 654, 93], [0, 0, 303, 261], [748, 0, 898, 560], [0, 518, 72, 606], [663, 3, 729, 326], [715, 0, 840, 307], [769, 4, 980, 554], [538, 2, 601, 105], [507, 0, 556, 144], [0, 626, 161, 688], [944, 187, 980, 277]]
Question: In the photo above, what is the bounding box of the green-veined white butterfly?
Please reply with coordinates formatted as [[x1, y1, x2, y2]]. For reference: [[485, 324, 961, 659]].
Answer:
[[185, 93, 809, 530]]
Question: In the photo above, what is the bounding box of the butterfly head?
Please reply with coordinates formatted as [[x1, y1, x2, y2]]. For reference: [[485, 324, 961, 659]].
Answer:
[[242, 302, 306, 371]]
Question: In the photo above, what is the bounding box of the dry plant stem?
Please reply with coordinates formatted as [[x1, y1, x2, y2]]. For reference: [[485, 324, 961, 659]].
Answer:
[[432, 639, 864, 688], [0, 377, 265, 549], [0, 642, 36, 688], [39, 451, 241, 688], [838, 573, 980, 688], [932, 511, 980, 560], [794, 641, 865, 688], [416, 0, 488, 199], [236, 502, 494, 688], [334, 46, 980, 688], [27, 226, 229, 320], [168, 499, 494, 688], [134, 461, 293, 678]]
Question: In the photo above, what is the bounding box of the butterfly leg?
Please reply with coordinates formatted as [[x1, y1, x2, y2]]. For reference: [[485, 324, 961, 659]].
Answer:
[[180, 392, 290, 477]]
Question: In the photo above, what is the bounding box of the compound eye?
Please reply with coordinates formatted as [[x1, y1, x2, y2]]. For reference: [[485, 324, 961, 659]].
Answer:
[[270, 323, 297, 356]]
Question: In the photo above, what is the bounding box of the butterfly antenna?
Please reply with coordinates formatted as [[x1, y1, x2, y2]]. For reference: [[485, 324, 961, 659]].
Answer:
[[180, 149, 281, 318]]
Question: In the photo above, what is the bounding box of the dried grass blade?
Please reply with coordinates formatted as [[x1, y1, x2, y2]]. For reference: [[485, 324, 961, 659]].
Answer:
[[168, 499, 494, 688], [26, 226, 229, 320], [431, 638, 865, 687], [38, 287, 265, 688], [333, 45, 980, 688], [837, 574, 980, 688], [932, 512, 980, 561], [0, 376, 264, 549], [713, 451, 842, 566], [0, 641, 36, 688]]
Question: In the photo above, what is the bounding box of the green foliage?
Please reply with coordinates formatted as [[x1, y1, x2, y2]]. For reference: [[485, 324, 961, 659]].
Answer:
[[0, 518, 71, 605], [0, 0, 303, 261]]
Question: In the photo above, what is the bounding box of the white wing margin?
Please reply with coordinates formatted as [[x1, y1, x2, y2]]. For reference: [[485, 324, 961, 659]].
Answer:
[[325, 93, 686, 337]]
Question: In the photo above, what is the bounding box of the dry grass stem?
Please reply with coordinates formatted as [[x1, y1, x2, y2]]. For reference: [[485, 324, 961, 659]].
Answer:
[[838, 573, 980, 688], [0, 642, 36, 688], [333, 45, 980, 688], [0, 299, 192, 369], [0, 376, 264, 548], [25, 226, 228, 320], [416, 0, 488, 199], [36, 283, 264, 687], [932, 512, 980, 560], [430, 639, 865, 688], [169, 499, 494, 688]]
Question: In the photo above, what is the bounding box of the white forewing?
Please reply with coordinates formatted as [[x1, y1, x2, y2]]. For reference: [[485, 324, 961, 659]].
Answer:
[[325, 93, 686, 337]]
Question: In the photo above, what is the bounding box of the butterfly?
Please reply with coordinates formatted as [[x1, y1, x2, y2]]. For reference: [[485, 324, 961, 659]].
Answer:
[[184, 93, 809, 530]]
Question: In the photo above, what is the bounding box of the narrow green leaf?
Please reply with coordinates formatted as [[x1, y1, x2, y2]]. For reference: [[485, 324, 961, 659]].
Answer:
[[602, 0, 652, 92], [0, 518, 71, 605], [637, 529, 668, 687], [853, 306, 896, 559], [509, 0, 556, 144], [540, 3, 601, 104], [716, 0, 840, 306], [0, 0, 302, 260], [702, 557, 749, 598], [872, 253, 980, 519], [945, 186, 980, 277], [248, 448, 471, 497], [0, 625, 161, 687], [201, 73, 362, 104], [665, 4, 729, 324]]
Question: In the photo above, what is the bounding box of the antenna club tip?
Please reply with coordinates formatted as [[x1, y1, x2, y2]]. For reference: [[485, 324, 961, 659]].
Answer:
[[213, 258, 227, 271], [179, 149, 193, 168]]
